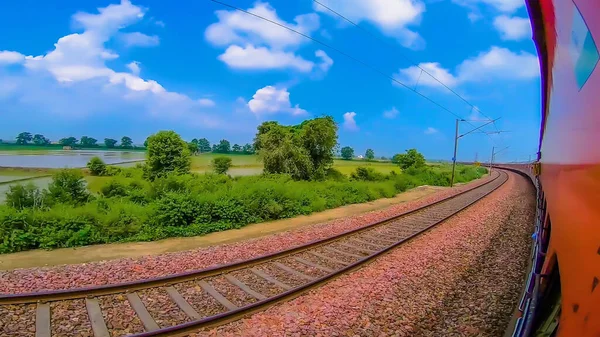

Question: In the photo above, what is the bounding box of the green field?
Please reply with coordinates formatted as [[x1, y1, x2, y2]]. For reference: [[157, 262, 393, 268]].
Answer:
[[191, 153, 261, 170]]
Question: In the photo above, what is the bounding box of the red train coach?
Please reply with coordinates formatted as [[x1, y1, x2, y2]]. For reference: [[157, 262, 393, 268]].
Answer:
[[501, 1, 600, 336]]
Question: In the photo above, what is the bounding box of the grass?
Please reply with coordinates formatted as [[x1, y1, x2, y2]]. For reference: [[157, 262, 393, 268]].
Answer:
[[333, 159, 400, 175], [191, 153, 261, 170]]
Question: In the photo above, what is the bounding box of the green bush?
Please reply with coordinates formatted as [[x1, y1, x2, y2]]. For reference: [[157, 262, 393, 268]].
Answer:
[[47, 169, 91, 205], [212, 156, 232, 174], [103, 166, 122, 176], [5, 183, 46, 210], [87, 157, 106, 176], [145, 130, 191, 180], [350, 167, 386, 181], [0, 164, 486, 254]]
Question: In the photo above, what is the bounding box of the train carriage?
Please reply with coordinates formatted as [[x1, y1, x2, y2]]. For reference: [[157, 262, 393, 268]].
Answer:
[[505, 1, 600, 336]]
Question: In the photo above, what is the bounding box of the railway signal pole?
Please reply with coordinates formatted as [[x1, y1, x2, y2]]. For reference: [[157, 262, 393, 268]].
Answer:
[[450, 117, 501, 187]]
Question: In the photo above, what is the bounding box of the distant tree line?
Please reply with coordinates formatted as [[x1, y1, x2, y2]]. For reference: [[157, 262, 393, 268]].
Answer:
[[10, 132, 139, 149], [7, 132, 256, 155], [338, 146, 425, 169], [185, 138, 255, 155]]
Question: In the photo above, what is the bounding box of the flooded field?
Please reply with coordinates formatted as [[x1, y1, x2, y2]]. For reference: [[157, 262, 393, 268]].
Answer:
[[0, 150, 145, 168]]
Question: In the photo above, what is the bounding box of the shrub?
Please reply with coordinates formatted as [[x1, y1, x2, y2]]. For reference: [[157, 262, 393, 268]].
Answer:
[[100, 179, 129, 198], [5, 183, 46, 210], [103, 166, 122, 176], [87, 157, 106, 176], [47, 169, 91, 205], [212, 156, 232, 174], [350, 167, 386, 181], [145, 130, 191, 180]]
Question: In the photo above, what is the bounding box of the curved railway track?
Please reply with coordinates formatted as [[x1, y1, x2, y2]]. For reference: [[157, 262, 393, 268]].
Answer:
[[0, 171, 509, 337]]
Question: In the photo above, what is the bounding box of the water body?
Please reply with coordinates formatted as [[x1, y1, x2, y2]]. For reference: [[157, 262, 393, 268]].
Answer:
[[0, 176, 54, 203], [0, 150, 145, 168]]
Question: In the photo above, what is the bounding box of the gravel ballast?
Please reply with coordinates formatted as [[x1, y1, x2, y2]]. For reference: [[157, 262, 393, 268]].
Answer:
[[0, 177, 493, 294], [194, 171, 535, 336]]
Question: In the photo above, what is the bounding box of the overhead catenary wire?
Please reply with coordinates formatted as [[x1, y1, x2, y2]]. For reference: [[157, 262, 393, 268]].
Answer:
[[208, 0, 474, 122], [312, 0, 504, 140]]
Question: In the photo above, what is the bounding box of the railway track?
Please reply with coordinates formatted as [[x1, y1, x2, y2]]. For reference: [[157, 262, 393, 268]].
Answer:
[[0, 171, 508, 337]]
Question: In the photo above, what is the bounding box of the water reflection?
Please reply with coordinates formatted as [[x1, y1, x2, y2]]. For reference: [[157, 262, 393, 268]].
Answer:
[[0, 151, 145, 168]]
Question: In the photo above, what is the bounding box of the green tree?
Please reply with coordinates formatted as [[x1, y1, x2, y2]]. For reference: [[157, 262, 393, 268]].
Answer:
[[232, 144, 242, 152], [121, 136, 133, 148], [143, 138, 149, 148], [32, 134, 50, 145], [188, 142, 199, 155], [214, 139, 231, 153], [242, 143, 254, 154], [59, 137, 78, 147], [341, 146, 354, 160], [256, 117, 337, 180], [105, 138, 118, 148], [253, 121, 279, 151], [87, 157, 106, 176], [5, 183, 46, 210], [211, 144, 218, 152], [145, 130, 191, 179], [394, 148, 426, 169], [212, 156, 232, 174], [298, 116, 337, 177], [365, 148, 375, 161], [198, 138, 211, 153], [16, 132, 33, 145], [47, 169, 90, 205], [80, 136, 98, 147]]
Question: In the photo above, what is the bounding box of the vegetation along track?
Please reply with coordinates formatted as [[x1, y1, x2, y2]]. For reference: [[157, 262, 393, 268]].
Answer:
[[0, 171, 508, 337]]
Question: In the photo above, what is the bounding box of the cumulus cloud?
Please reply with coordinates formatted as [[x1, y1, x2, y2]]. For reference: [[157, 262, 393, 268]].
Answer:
[[313, 0, 425, 49], [247, 86, 308, 116], [493, 15, 531, 41], [206, 2, 331, 74], [206, 2, 318, 49], [343, 112, 358, 131], [126, 61, 141, 75], [393, 46, 539, 89], [0, 0, 220, 126], [218, 45, 314, 72], [0, 51, 25, 64], [424, 127, 438, 134], [383, 107, 399, 119], [118, 32, 160, 47]]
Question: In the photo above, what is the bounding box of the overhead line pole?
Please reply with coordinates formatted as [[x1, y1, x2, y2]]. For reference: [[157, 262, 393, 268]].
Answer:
[[450, 118, 501, 187]]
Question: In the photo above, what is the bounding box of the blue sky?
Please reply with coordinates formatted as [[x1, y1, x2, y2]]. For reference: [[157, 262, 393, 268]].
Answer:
[[0, 0, 540, 162]]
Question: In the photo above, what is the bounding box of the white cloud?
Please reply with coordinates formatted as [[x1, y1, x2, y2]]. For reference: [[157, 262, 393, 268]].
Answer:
[[0, 51, 25, 64], [218, 45, 315, 72], [206, 2, 329, 74], [457, 46, 539, 82], [313, 0, 425, 49], [343, 112, 358, 131], [118, 32, 160, 47], [393, 46, 538, 89], [206, 2, 318, 49], [493, 15, 531, 41], [198, 98, 216, 107], [383, 107, 399, 119], [155, 20, 165, 27], [394, 62, 458, 88], [315, 50, 333, 72], [247, 86, 308, 116], [424, 127, 438, 134], [126, 61, 141, 75], [0, 0, 221, 127]]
